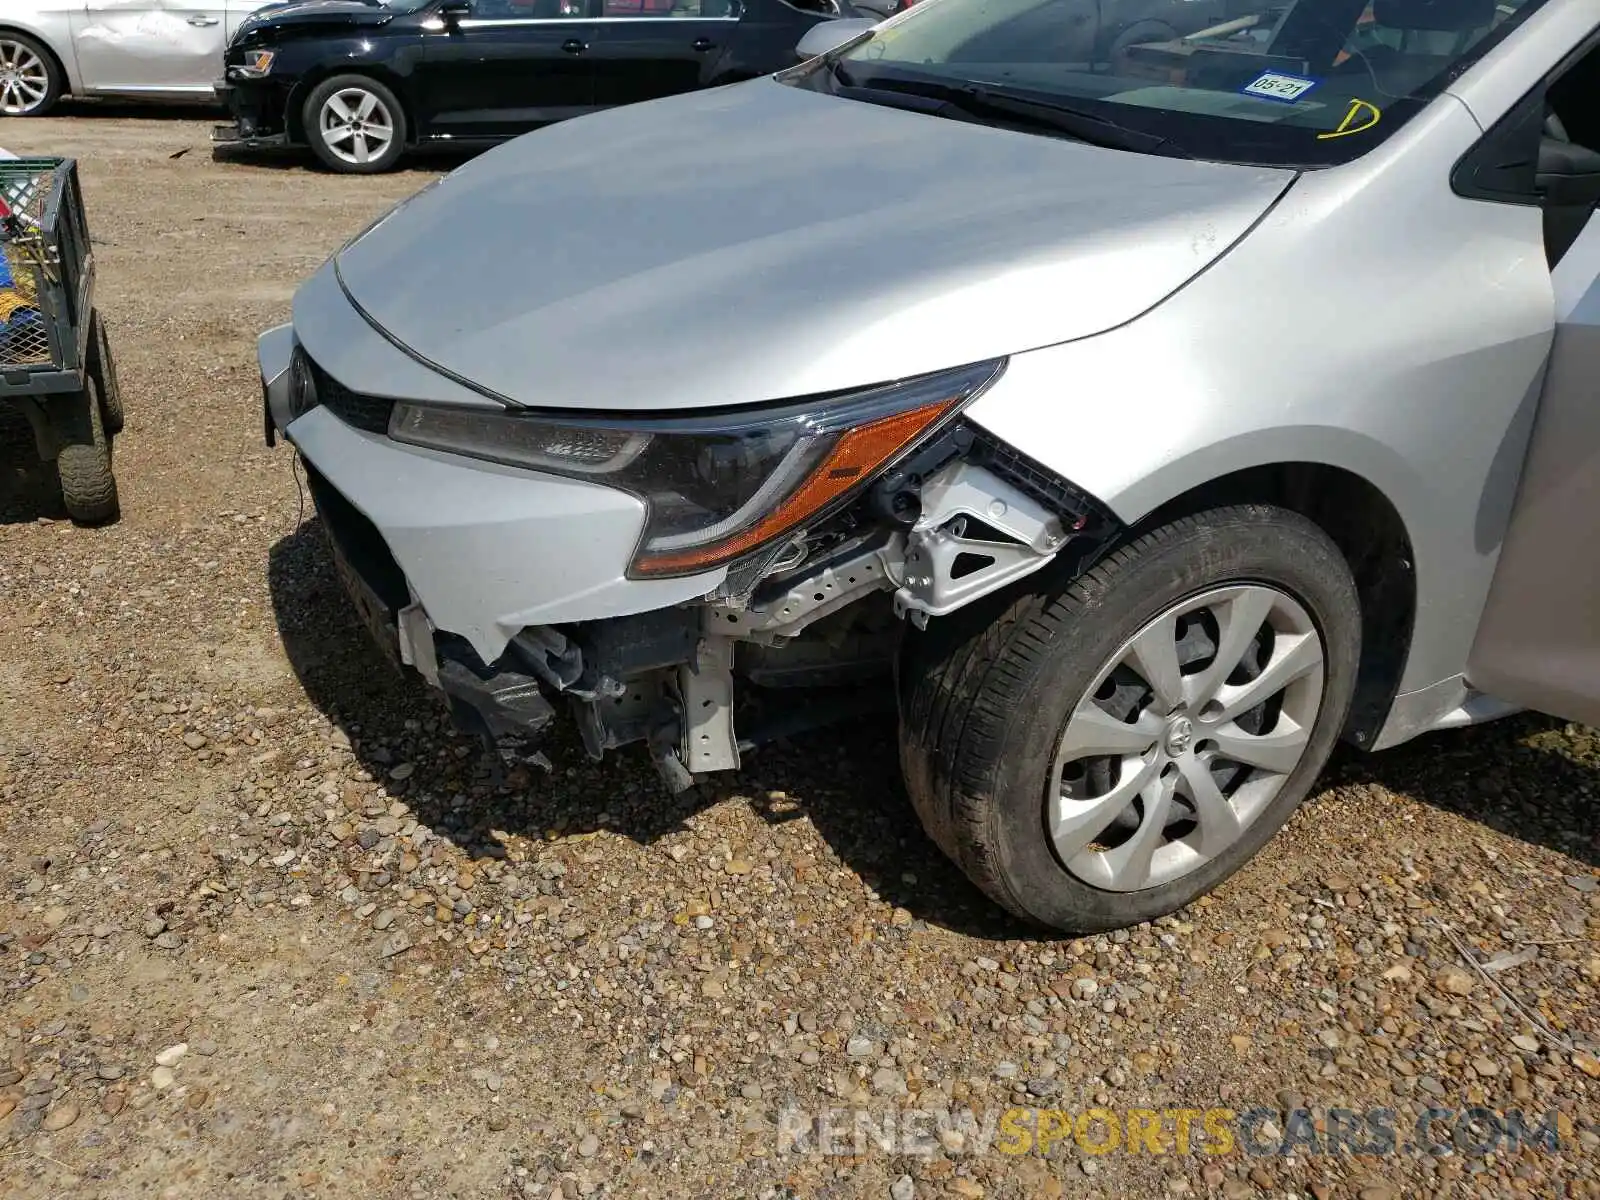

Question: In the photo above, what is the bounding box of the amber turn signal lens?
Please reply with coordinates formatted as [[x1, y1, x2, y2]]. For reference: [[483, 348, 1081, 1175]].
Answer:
[[632, 398, 957, 576]]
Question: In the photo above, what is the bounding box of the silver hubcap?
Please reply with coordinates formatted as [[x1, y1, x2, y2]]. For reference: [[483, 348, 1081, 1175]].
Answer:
[[320, 88, 395, 166], [1048, 584, 1325, 893], [0, 41, 49, 115]]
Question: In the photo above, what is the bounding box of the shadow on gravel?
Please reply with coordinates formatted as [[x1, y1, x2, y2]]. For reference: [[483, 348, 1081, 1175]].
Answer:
[[266, 520, 1024, 939], [55, 99, 222, 121], [212, 143, 482, 177], [0, 405, 66, 524], [1338, 713, 1599, 870]]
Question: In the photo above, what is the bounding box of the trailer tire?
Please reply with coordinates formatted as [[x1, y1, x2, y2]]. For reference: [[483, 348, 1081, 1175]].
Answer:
[[57, 379, 119, 525], [87, 309, 124, 435]]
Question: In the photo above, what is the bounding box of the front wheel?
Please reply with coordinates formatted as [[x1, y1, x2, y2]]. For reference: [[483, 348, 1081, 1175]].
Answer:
[[303, 74, 407, 174], [898, 505, 1361, 933]]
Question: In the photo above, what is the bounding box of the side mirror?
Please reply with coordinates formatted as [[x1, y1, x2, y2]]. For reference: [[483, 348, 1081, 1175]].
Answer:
[[1537, 136, 1600, 208], [795, 17, 877, 62]]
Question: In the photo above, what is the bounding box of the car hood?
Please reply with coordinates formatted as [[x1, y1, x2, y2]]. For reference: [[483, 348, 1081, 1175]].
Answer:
[[333, 79, 1295, 412], [234, 0, 393, 40]]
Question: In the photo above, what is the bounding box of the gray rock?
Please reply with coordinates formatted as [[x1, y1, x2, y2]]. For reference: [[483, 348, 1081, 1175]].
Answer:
[[871, 1067, 907, 1096], [379, 931, 413, 958], [890, 1176, 915, 1200]]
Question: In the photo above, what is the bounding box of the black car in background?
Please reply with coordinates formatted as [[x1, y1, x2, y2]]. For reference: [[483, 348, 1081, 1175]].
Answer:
[[215, 0, 852, 173]]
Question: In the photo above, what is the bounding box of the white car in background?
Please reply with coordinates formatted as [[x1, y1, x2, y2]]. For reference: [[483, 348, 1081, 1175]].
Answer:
[[0, 0, 273, 117]]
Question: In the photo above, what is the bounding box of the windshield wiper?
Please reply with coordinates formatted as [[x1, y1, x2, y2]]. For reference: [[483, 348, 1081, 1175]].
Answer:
[[949, 86, 1190, 157], [840, 76, 1191, 159]]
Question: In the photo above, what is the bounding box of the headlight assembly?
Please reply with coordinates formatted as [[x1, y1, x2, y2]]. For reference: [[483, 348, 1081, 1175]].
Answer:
[[234, 49, 276, 77], [388, 358, 1005, 577]]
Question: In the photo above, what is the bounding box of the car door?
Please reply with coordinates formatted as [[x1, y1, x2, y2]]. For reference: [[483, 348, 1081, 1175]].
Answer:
[[1466, 35, 1600, 728], [587, 0, 742, 107], [72, 0, 229, 95], [417, 0, 602, 139]]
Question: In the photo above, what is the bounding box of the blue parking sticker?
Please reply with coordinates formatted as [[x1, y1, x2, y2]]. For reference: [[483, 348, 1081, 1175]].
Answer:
[[1241, 71, 1319, 103]]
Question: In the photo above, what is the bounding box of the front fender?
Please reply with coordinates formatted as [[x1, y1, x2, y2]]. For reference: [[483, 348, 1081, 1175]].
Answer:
[[962, 98, 1554, 705]]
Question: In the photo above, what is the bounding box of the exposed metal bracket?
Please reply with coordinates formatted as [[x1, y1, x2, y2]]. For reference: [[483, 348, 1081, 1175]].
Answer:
[[679, 634, 739, 774], [893, 462, 1066, 626], [707, 537, 903, 644], [396, 592, 440, 688]]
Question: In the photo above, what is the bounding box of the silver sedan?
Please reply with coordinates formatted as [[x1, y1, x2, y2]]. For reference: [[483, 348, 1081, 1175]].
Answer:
[[0, 0, 273, 116]]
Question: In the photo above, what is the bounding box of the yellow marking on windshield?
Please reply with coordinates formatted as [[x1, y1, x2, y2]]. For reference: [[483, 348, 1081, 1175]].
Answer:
[[1317, 98, 1381, 140]]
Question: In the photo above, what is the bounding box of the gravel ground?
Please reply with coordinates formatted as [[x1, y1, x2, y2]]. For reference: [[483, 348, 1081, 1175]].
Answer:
[[0, 112, 1596, 1200]]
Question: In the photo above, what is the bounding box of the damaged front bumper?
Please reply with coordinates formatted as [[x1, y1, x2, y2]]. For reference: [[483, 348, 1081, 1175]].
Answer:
[[212, 78, 294, 149], [259, 309, 1116, 788]]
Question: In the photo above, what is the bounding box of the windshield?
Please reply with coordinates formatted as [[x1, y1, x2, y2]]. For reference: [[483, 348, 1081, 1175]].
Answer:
[[804, 0, 1550, 166]]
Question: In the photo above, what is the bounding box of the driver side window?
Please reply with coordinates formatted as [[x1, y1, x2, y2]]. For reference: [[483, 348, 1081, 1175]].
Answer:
[[470, 0, 588, 16]]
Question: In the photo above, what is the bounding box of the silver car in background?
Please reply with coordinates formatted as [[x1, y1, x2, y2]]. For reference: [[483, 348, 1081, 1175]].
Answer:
[[261, 0, 1600, 932], [0, 0, 272, 116]]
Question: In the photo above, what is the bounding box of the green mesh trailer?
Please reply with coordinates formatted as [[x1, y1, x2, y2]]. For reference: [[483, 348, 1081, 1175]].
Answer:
[[1, 156, 120, 524]]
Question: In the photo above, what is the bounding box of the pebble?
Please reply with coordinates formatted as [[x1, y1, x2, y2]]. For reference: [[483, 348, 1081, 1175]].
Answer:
[[1433, 966, 1476, 996], [577, 1133, 600, 1157], [155, 1043, 188, 1067], [846, 1036, 876, 1058], [151, 1067, 175, 1090], [41, 1103, 79, 1131], [379, 931, 413, 958], [890, 1175, 915, 1200], [871, 1067, 906, 1095]]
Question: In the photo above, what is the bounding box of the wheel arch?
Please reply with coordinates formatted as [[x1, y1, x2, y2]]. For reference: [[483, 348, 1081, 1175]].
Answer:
[[287, 65, 419, 146], [1128, 458, 1417, 750]]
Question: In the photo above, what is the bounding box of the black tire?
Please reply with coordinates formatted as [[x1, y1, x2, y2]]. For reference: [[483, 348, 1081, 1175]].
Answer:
[[0, 31, 64, 117], [56, 378, 119, 525], [302, 74, 408, 175], [87, 308, 123, 435], [898, 505, 1361, 933]]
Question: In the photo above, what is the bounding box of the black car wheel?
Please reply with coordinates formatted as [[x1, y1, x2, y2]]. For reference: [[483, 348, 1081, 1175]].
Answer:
[[0, 31, 62, 117], [898, 505, 1360, 933], [303, 74, 407, 174]]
